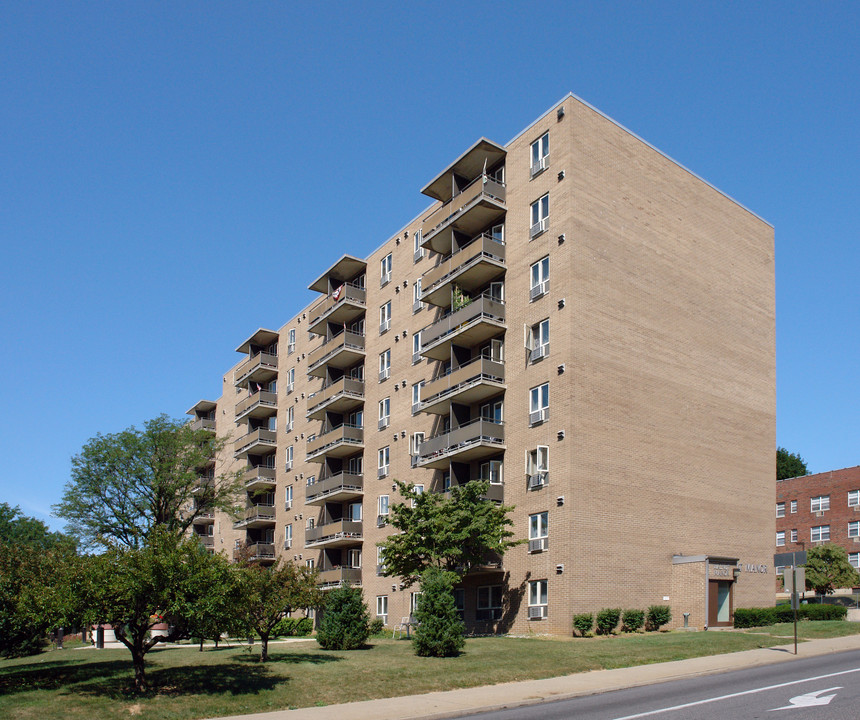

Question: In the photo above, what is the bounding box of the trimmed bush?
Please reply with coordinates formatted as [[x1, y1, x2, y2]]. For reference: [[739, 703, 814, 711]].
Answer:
[[646, 605, 672, 631], [573, 613, 593, 637], [621, 609, 645, 633], [272, 616, 314, 637], [412, 568, 465, 657], [733, 607, 776, 628], [317, 583, 371, 650], [595, 608, 621, 635], [733, 603, 847, 628], [802, 603, 847, 621], [369, 618, 385, 636]]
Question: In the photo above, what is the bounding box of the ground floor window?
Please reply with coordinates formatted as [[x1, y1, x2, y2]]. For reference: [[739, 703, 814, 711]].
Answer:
[[477, 585, 503, 621], [376, 595, 388, 624], [528, 580, 547, 619]]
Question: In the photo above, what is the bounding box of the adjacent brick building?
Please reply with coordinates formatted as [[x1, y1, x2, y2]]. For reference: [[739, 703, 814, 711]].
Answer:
[[188, 94, 776, 632]]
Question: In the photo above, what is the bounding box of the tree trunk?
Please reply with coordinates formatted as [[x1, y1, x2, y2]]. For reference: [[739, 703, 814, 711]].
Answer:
[[260, 633, 269, 662], [199, 637, 204, 652], [132, 645, 147, 692]]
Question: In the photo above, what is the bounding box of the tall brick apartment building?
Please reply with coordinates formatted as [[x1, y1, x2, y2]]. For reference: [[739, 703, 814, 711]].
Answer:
[[187, 94, 776, 632], [775, 466, 860, 588]]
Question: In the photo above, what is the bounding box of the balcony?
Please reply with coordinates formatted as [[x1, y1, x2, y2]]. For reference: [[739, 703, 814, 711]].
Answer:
[[189, 417, 216, 432], [306, 424, 364, 462], [196, 535, 215, 548], [318, 567, 363, 589], [419, 357, 505, 415], [307, 331, 366, 377], [233, 542, 276, 562], [305, 472, 364, 505], [306, 378, 365, 420], [235, 390, 278, 421], [421, 235, 506, 307], [304, 520, 363, 548], [234, 351, 278, 388], [243, 465, 277, 492], [415, 418, 505, 469], [308, 282, 367, 335], [421, 175, 506, 255], [232, 504, 276, 529], [233, 428, 277, 458], [192, 511, 215, 524], [420, 295, 505, 361]]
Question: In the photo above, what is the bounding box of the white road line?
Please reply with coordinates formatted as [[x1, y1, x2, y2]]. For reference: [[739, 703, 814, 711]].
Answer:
[[611, 666, 860, 720]]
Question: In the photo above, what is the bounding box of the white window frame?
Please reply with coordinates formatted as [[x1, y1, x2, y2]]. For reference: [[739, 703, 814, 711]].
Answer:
[[411, 484, 424, 508], [378, 446, 390, 478], [285, 445, 293, 471], [790, 499, 798, 513], [849, 521, 860, 538], [413, 230, 423, 262], [811, 525, 830, 542], [528, 579, 548, 619], [376, 595, 389, 620], [849, 490, 860, 507], [379, 349, 391, 382], [413, 279, 423, 313], [480, 400, 503, 423], [776, 531, 785, 547], [480, 459, 503, 485], [530, 194, 549, 238], [378, 494, 389, 517], [284, 523, 292, 549], [284, 485, 293, 511], [286, 367, 295, 394], [811, 495, 830, 512], [526, 319, 550, 362], [849, 552, 860, 570], [378, 397, 391, 430], [530, 132, 549, 177], [286, 405, 294, 433], [411, 382, 423, 414], [776, 502, 785, 518], [287, 328, 296, 355], [347, 548, 361, 569], [529, 512, 549, 553], [380, 301, 391, 334], [380, 253, 392, 286], [530, 256, 549, 300], [412, 331, 422, 364], [529, 383, 549, 425], [790, 528, 798, 543]]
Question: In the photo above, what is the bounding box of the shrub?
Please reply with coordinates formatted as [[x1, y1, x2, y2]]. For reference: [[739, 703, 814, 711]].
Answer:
[[733, 607, 776, 628], [369, 618, 385, 636], [801, 604, 846, 621], [272, 616, 313, 637], [621, 609, 645, 632], [595, 608, 621, 635], [572, 613, 593, 637], [733, 603, 847, 628], [646, 605, 672, 631], [412, 568, 465, 657], [316, 583, 370, 650]]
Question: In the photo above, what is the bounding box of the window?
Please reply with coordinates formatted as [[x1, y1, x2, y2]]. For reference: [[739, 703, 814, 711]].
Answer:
[[306, 474, 315, 487], [413, 279, 423, 313], [380, 301, 391, 334], [849, 490, 860, 507], [284, 523, 292, 549], [530, 194, 549, 238], [287, 328, 296, 355], [285, 445, 293, 471], [286, 405, 294, 432], [776, 531, 785, 547], [348, 502, 362, 521], [379, 349, 391, 381], [530, 132, 549, 177], [410, 432, 424, 465], [286, 367, 295, 394], [489, 280, 504, 302], [378, 494, 389, 517], [347, 455, 363, 475], [849, 521, 860, 538], [410, 592, 422, 613], [306, 558, 315, 570], [412, 331, 422, 364], [480, 400, 503, 423], [490, 223, 504, 243], [347, 548, 361, 568], [790, 528, 797, 543], [849, 553, 860, 570], [378, 397, 390, 430], [380, 253, 392, 286], [811, 525, 830, 542], [378, 446, 390, 478], [527, 445, 549, 488], [453, 588, 465, 619], [377, 546, 386, 575], [530, 256, 550, 300], [811, 495, 830, 512], [776, 502, 785, 518], [526, 319, 550, 362], [411, 484, 424, 508], [267, 414, 277, 431], [411, 382, 422, 414], [790, 499, 798, 513], [480, 460, 503, 485], [413, 230, 423, 262], [442, 470, 451, 492], [528, 579, 548, 619], [347, 409, 363, 427], [477, 585, 503, 621], [376, 595, 389, 621], [284, 485, 293, 511], [529, 512, 549, 552], [529, 383, 549, 425]]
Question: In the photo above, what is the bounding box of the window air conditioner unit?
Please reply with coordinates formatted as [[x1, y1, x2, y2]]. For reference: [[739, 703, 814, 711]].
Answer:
[[528, 538, 548, 553], [380, 320, 390, 334], [530, 218, 547, 239], [378, 417, 390, 430], [529, 408, 548, 426], [528, 605, 547, 620], [528, 473, 547, 489], [377, 466, 389, 479], [286, 383, 294, 394], [377, 515, 387, 527], [530, 344, 549, 362], [381, 272, 391, 286], [529, 280, 549, 301], [284, 540, 292, 550], [379, 368, 390, 382], [530, 155, 548, 177]]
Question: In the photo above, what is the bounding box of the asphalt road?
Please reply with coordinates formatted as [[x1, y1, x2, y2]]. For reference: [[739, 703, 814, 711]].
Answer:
[[468, 649, 860, 720]]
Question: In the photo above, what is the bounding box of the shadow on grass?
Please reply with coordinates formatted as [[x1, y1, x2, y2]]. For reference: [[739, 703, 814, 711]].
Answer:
[[235, 651, 341, 665], [0, 658, 131, 695]]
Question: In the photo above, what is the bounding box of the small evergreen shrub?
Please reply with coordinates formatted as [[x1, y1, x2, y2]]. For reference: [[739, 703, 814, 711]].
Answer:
[[572, 613, 593, 637], [369, 618, 385, 636], [646, 605, 672, 631], [273, 617, 313, 637], [733, 607, 776, 628], [621, 609, 645, 632], [412, 568, 465, 657], [595, 608, 621, 635], [802, 604, 847, 621], [316, 583, 371, 650], [734, 603, 847, 628]]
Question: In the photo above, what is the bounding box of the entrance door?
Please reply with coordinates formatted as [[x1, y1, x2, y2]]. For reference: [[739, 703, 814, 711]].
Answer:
[[708, 580, 733, 627]]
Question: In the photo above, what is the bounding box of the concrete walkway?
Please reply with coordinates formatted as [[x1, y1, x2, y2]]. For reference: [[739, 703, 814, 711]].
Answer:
[[208, 633, 860, 720]]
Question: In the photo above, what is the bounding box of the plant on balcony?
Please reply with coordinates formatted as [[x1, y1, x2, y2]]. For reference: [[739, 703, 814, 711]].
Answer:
[[377, 480, 524, 587], [451, 285, 472, 312], [316, 583, 371, 650], [412, 568, 464, 657]]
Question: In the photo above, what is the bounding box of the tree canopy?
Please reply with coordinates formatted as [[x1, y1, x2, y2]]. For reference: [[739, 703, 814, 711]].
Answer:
[[377, 480, 523, 586], [804, 543, 860, 595], [0, 502, 75, 551], [54, 414, 240, 549], [777, 447, 809, 481]]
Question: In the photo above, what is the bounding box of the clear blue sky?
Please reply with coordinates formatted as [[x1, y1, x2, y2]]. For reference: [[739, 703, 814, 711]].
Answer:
[[1, 2, 857, 530]]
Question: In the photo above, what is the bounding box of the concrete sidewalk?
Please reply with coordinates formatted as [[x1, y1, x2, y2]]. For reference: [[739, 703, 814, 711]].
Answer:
[[208, 633, 860, 720]]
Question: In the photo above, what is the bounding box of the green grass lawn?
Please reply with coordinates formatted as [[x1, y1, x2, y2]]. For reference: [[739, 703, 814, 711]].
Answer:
[[1, 623, 858, 720]]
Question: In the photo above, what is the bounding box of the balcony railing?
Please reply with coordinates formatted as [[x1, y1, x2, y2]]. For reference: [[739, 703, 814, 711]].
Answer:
[[308, 282, 366, 333], [235, 390, 277, 419], [305, 424, 364, 462], [233, 542, 276, 561], [317, 567, 363, 588], [420, 294, 505, 358], [233, 428, 277, 457], [421, 234, 505, 306], [197, 535, 215, 548], [415, 418, 505, 468], [243, 465, 277, 490], [421, 174, 506, 246], [419, 356, 505, 414], [232, 504, 276, 528], [307, 330, 365, 375], [189, 417, 216, 432], [306, 377, 365, 418], [234, 351, 278, 387], [305, 472, 364, 504], [304, 520, 363, 547]]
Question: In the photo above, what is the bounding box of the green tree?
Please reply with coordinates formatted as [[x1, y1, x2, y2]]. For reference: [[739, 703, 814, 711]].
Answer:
[[233, 558, 321, 662], [0, 502, 76, 551], [804, 543, 860, 596], [777, 447, 808, 480], [317, 583, 371, 650], [54, 414, 240, 550], [84, 529, 235, 691], [378, 480, 523, 586], [411, 568, 465, 657]]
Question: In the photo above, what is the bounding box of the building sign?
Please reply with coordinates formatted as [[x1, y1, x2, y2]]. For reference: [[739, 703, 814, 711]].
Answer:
[[709, 562, 768, 578]]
